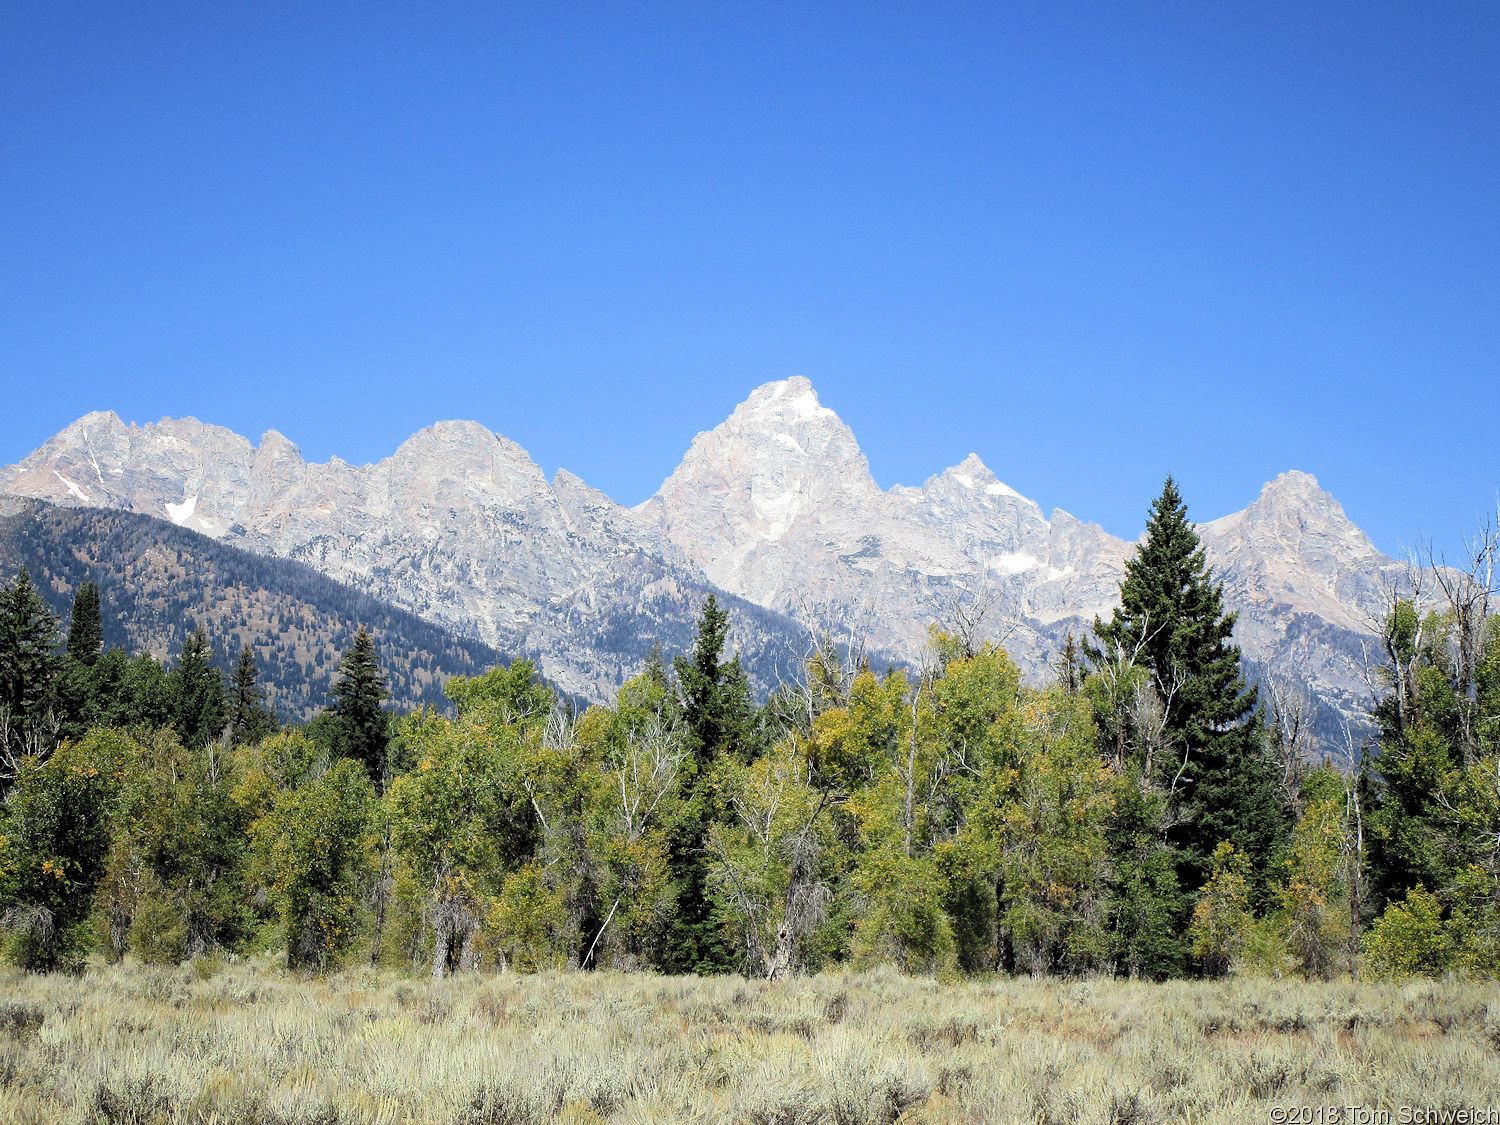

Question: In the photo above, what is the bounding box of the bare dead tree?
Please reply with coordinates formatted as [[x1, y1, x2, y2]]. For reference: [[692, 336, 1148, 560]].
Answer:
[[1087, 615, 1157, 769], [1426, 518, 1500, 765], [427, 866, 482, 979], [943, 559, 1022, 659], [1335, 719, 1368, 968], [1265, 672, 1314, 814], [900, 656, 937, 857], [786, 594, 877, 727], [612, 706, 687, 843], [768, 812, 831, 982], [0, 706, 62, 788], [543, 704, 578, 753], [0, 905, 56, 970], [1363, 556, 1431, 742], [1128, 667, 1186, 782], [521, 704, 584, 837]]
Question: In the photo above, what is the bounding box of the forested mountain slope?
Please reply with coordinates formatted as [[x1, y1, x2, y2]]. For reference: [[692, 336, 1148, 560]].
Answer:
[[0, 499, 506, 720]]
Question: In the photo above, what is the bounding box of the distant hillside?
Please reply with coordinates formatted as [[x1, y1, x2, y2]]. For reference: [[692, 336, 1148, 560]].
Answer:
[[0, 499, 509, 721]]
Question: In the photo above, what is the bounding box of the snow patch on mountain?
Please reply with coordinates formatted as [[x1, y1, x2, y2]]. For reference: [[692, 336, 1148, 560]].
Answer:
[[53, 471, 89, 502], [165, 495, 198, 525]]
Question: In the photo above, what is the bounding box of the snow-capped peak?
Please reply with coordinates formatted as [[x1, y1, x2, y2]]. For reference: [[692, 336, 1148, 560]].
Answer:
[[936, 454, 1034, 507], [741, 376, 839, 427]]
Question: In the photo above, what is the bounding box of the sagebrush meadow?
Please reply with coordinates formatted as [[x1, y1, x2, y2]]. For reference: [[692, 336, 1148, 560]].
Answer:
[[2, 958, 1497, 1124]]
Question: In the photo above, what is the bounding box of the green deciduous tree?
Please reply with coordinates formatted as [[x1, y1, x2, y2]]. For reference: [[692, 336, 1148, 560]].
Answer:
[[987, 691, 1115, 978], [1189, 841, 1252, 976], [247, 757, 373, 971], [707, 739, 833, 979], [0, 730, 127, 970], [387, 707, 536, 977], [572, 678, 689, 970], [1363, 884, 1451, 978], [1278, 787, 1353, 979]]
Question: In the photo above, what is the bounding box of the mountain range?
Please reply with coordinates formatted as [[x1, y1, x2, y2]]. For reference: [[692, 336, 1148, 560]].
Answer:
[[1, 378, 1408, 740]]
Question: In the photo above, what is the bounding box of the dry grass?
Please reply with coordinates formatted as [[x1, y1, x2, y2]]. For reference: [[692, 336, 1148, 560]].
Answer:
[[0, 959, 1496, 1124]]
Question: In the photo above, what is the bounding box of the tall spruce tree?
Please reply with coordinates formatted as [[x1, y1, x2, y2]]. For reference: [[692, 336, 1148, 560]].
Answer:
[[228, 644, 278, 746], [0, 567, 61, 725], [328, 627, 390, 787], [57, 582, 106, 739], [662, 595, 749, 974], [65, 582, 103, 667], [675, 594, 750, 765], [170, 627, 225, 748], [1092, 477, 1289, 890]]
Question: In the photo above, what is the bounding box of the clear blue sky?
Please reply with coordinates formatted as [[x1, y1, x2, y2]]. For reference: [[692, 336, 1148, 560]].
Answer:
[[2, 3, 1496, 556]]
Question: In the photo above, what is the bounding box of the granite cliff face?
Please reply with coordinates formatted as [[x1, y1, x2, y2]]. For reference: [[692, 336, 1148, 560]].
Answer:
[[1199, 471, 1408, 734], [638, 378, 1130, 675], [2, 381, 1408, 731]]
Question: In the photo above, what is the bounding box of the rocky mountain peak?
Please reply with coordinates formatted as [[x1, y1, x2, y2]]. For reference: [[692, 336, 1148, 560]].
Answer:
[[60, 409, 126, 438], [698, 377, 871, 484], [739, 375, 839, 425], [929, 453, 1038, 511], [637, 379, 885, 602], [1203, 470, 1379, 562], [389, 419, 544, 480], [257, 429, 301, 457]]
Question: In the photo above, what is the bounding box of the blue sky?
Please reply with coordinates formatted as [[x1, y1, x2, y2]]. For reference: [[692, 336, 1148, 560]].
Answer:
[[1, 2, 1496, 556]]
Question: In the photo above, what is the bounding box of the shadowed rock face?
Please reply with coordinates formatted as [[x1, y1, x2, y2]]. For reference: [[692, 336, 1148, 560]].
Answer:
[[2, 383, 1409, 733]]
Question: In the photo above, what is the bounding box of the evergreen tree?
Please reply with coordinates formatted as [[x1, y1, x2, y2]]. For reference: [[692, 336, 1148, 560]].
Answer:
[[1365, 599, 1471, 913], [0, 568, 61, 749], [228, 644, 278, 746], [663, 596, 749, 974], [169, 627, 225, 748], [1091, 477, 1289, 889], [1053, 631, 1082, 695], [674, 594, 749, 765], [329, 627, 390, 787], [56, 582, 106, 740], [65, 582, 103, 666]]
